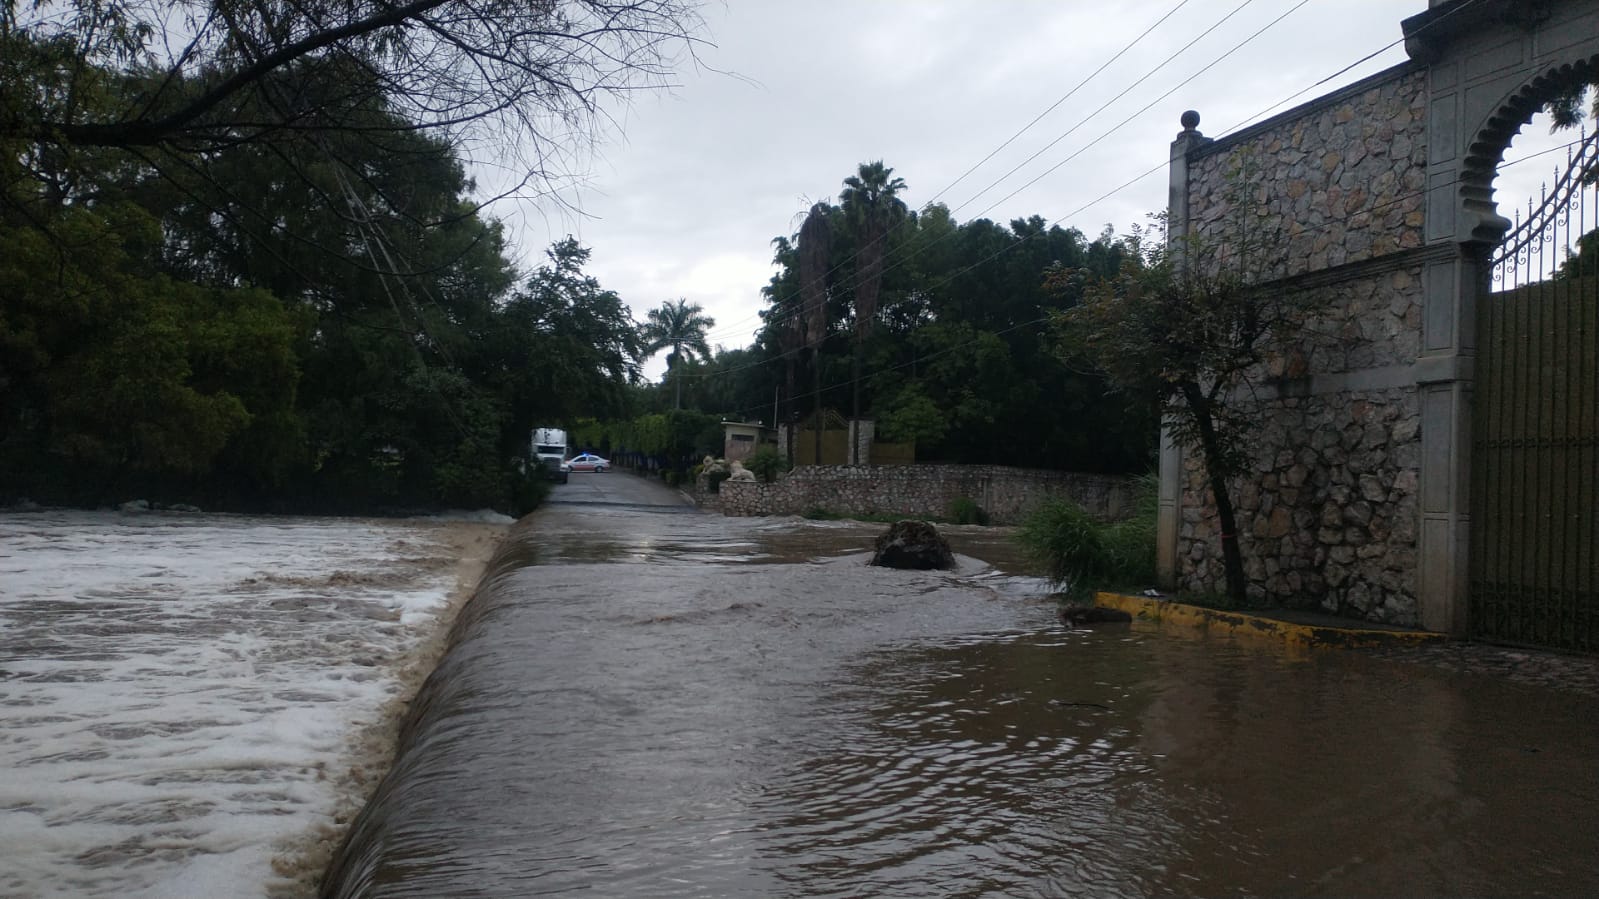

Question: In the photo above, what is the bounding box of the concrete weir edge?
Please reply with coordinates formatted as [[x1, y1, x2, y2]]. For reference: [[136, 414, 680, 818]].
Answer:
[[1093, 591, 1451, 650]]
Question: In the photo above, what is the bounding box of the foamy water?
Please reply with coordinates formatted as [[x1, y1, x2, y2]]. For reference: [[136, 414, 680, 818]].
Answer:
[[0, 509, 498, 898]]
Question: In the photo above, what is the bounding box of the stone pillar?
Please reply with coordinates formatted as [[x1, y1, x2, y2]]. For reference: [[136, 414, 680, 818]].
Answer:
[[776, 424, 793, 463], [1156, 111, 1212, 591], [1413, 251, 1481, 635], [847, 418, 875, 466]]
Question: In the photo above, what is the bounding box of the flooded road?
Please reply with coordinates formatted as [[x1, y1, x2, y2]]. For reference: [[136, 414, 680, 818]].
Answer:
[[326, 475, 1599, 897]]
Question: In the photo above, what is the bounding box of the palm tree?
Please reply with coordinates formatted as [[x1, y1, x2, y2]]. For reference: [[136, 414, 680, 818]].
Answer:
[[840, 161, 907, 461], [795, 203, 832, 463], [642, 298, 715, 409]]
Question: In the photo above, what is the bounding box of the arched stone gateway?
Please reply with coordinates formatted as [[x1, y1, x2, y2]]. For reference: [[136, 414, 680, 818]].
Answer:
[[1159, 0, 1599, 648]]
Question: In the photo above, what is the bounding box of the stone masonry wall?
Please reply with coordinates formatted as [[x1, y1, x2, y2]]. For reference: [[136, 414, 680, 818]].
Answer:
[[710, 465, 1133, 526], [1174, 65, 1430, 626], [1187, 67, 1428, 281], [1179, 387, 1421, 623]]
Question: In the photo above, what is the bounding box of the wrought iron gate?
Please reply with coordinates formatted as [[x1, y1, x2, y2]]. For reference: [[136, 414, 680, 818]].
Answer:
[[1471, 128, 1599, 651]]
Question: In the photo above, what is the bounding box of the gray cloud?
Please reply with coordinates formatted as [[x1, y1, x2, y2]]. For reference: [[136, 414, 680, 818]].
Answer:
[[485, 1, 1563, 380]]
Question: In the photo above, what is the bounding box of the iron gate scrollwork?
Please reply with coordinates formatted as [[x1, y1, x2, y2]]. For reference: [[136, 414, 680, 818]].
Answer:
[[1472, 127, 1599, 651]]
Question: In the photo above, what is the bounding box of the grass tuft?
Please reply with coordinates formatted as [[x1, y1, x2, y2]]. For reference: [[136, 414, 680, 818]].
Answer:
[[1016, 474, 1156, 598]]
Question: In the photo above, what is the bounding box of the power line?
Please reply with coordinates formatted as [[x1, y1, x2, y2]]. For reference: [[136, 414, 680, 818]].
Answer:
[[715, 133, 1586, 422], [706, 0, 1317, 347], [928, 0, 1201, 208], [949, 0, 1266, 217], [686, 119, 1582, 400], [690, 0, 1217, 346], [677, 0, 1493, 393]]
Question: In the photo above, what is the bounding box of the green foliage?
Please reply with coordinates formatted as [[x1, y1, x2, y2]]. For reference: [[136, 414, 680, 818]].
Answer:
[[877, 383, 948, 445], [1048, 189, 1323, 601], [947, 497, 989, 526], [0, 13, 691, 515], [745, 446, 790, 484], [1017, 478, 1156, 598], [507, 466, 553, 518], [0, 199, 304, 501], [737, 165, 1147, 473], [642, 298, 716, 409]]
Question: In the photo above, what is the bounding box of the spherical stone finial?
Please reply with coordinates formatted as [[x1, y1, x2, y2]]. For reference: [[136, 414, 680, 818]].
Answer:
[[1180, 110, 1201, 132]]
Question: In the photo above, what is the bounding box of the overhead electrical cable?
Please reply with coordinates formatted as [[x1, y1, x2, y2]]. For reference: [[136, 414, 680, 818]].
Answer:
[[690, 0, 1211, 346], [927, 0, 1201, 207], [682, 0, 1489, 390], [948, 0, 1265, 216], [709, 0, 1308, 347]]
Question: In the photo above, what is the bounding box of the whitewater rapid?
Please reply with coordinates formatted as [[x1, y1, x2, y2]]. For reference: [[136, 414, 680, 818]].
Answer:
[[0, 509, 506, 898]]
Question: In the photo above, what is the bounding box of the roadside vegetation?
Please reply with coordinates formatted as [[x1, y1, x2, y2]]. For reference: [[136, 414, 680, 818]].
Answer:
[[1016, 475, 1157, 600], [2, 6, 1167, 515], [0, 1, 700, 516]]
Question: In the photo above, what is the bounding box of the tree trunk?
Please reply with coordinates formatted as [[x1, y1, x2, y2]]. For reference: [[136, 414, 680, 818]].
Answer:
[[850, 345, 862, 464], [783, 359, 795, 462], [811, 347, 822, 466], [1180, 381, 1248, 603]]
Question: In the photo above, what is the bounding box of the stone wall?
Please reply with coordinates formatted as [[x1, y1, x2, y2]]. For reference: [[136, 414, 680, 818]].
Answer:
[[1163, 2, 1599, 637], [708, 465, 1133, 526], [1186, 67, 1428, 280], [1178, 387, 1422, 623], [1170, 65, 1430, 626]]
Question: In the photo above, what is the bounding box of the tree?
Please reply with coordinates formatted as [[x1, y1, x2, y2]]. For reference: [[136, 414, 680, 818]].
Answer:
[[0, 198, 302, 503], [641, 299, 715, 409], [0, 0, 704, 213], [498, 238, 642, 432], [791, 202, 832, 462], [1047, 218, 1317, 603], [1545, 83, 1597, 131], [840, 161, 907, 458]]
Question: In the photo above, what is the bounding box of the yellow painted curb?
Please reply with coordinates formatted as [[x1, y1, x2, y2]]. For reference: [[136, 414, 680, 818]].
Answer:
[[1094, 591, 1450, 649]]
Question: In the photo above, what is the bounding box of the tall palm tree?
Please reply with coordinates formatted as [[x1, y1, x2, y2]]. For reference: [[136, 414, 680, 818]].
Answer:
[[796, 203, 832, 463], [840, 161, 907, 461], [642, 298, 715, 409]]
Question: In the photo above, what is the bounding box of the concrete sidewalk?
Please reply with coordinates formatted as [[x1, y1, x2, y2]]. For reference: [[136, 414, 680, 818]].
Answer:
[[1095, 591, 1599, 696], [1094, 591, 1449, 650]]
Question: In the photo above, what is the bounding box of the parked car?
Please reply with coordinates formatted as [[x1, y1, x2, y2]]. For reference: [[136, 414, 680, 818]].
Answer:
[[566, 453, 610, 472]]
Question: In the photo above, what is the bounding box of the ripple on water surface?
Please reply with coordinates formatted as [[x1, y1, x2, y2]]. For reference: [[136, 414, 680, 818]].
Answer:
[[0, 510, 481, 898], [326, 509, 1599, 898]]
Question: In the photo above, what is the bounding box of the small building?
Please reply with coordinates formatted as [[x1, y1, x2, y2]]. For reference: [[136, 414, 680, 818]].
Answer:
[[721, 421, 776, 463]]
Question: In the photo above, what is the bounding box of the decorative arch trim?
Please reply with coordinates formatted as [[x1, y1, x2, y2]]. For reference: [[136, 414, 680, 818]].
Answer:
[[1458, 54, 1599, 247]]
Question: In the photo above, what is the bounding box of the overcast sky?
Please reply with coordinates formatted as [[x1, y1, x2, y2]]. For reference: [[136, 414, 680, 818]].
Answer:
[[491, 0, 1569, 380]]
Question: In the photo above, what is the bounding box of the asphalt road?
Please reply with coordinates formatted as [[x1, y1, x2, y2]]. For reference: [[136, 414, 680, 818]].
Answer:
[[543, 468, 695, 510]]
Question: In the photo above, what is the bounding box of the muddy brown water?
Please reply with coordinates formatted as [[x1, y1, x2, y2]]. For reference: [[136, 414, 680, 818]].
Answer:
[[323, 497, 1599, 897]]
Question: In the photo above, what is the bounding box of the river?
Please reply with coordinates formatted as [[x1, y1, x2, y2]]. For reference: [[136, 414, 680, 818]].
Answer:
[[324, 475, 1599, 897], [0, 508, 506, 898]]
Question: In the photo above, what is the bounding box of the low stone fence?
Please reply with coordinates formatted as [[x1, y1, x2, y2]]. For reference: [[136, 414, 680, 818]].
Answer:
[[703, 464, 1134, 525]]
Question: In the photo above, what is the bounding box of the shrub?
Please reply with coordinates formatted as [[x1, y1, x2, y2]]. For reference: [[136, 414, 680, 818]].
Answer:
[[947, 496, 989, 525], [1016, 475, 1156, 598], [506, 465, 551, 517], [663, 470, 680, 487], [745, 447, 790, 484]]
